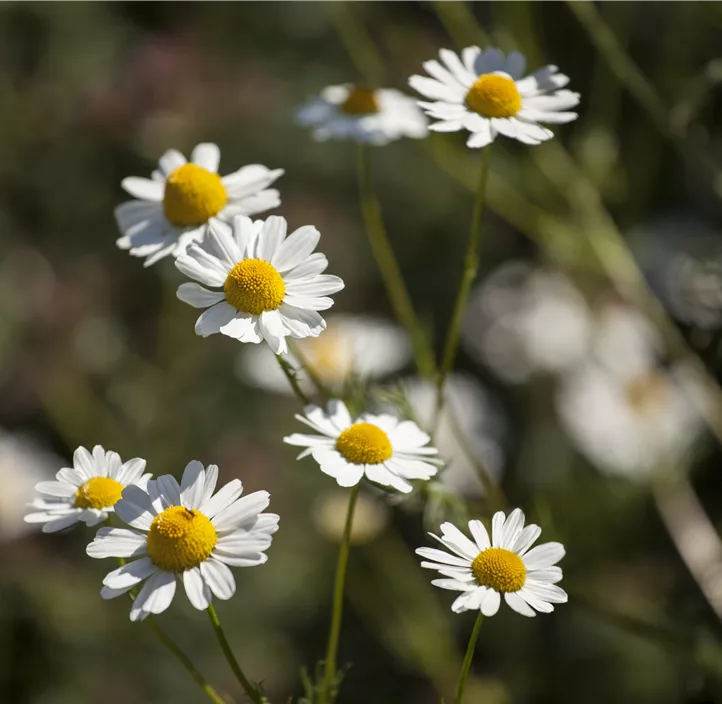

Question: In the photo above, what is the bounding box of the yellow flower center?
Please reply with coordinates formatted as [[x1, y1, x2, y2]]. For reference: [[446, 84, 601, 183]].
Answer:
[[465, 74, 522, 118], [163, 163, 228, 227], [74, 476, 124, 510], [224, 259, 286, 315], [146, 505, 217, 572], [336, 422, 392, 465], [340, 86, 379, 115], [471, 547, 527, 593]]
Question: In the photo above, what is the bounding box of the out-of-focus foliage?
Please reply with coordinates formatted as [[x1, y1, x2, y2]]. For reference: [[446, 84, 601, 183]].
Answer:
[[3, 2, 722, 703]]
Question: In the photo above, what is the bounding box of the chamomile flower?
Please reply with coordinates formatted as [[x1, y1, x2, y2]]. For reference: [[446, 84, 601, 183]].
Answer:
[[87, 460, 279, 621], [297, 84, 428, 145], [24, 445, 150, 533], [409, 47, 579, 148], [284, 399, 440, 493], [417, 509, 567, 617], [115, 143, 283, 266], [238, 314, 411, 395], [175, 215, 344, 355]]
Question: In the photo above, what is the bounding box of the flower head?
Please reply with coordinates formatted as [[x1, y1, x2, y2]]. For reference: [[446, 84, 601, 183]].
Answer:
[[115, 143, 283, 266], [297, 84, 428, 145], [24, 445, 150, 533], [284, 399, 440, 493], [238, 314, 411, 395], [417, 509, 567, 617], [87, 460, 278, 621], [175, 215, 344, 354], [409, 47, 579, 148]]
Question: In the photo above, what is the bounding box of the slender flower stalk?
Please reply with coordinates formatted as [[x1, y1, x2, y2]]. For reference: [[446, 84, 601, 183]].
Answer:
[[453, 612, 484, 704], [357, 144, 436, 378], [146, 617, 230, 704], [276, 354, 313, 405], [321, 483, 361, 703], [435, 147, 493, 418], [207, 604, 264, 704]]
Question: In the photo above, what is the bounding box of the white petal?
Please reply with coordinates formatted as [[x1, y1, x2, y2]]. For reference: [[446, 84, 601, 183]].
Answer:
[[191, 143, 221, 172], [35, 481, 75, 498], [272, 226, 321, 272], [102, 557, 156, 590], [480, 588, 501, 616], [415, 547, 470, 567], [199, 465, 219, 507], [438, 523, 479, 560], [121, 177, 164, 202], [158, 149, 187, 177], [505, 591, 536, 617], [220, 313, 262, 343], [200, 558, 236, 599], [156, 475, 181, 507], [408, 75, 465, 102], [491, 511, 506, 547], [522, 542, 565, 570], [87, 527, 148, 558], [73, 446, 96, 480], [42, 512, 81, 533], [195, 302, 238, 337], [199, 479, 244, 519], [468, 520, 491, 550], [180, 460, 206, 509], [500, 509, 525, 550], [183, 567, 212, 610], [431, 578, 473, 592], [130, 571, 177, 621], [175, 251, 228, 288], [523, 581, 568, 604], [257, 215, 286, 262], [513, 524, 541, 556], [115, 485, 156, 530], [177, 282, 224, 309], [212, 491, 270, 532]]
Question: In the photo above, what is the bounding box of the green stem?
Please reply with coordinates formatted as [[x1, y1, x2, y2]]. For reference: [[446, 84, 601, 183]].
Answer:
[[321, 483, 361, 703], [435, 147, 492, 417], [453, 611, 484, 704], [145, 617, 229, 704], [207, 604, 264, 704], [276, 354, 312, 406], [357, 144, 437, 378]]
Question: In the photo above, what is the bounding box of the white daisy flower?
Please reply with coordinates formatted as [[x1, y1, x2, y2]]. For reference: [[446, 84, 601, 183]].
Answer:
[[24, 445, 150, 533], [417, 509, 567, 617], [409, 47, 579, 148], [175, 215, 345, 355], [86, 460, 279, 622], [238, 314, 411, 395], [297, 84, 428, 145], [284, 399, 440, 493], [115, 142, 284, 266]]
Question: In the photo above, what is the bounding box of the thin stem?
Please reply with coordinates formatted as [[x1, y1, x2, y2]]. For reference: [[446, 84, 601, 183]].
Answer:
[[357, 144, 437, 378], [453, 611, 484, 704], [207, 604, 264, 704], [145, 617, 229, 704], [435, 147, 492, 417], [321, 483, 361, 703], [276, 354, 312, 406]]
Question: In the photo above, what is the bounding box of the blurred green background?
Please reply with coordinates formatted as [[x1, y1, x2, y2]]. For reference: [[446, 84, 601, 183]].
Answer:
[[3, 2, 722, 703]]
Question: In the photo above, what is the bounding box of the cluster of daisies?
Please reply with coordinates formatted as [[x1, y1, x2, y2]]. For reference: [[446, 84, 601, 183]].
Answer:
[[27, 45, 577, 625]]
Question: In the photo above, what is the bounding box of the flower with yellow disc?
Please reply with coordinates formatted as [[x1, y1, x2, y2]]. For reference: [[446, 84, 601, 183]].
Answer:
[[297, 84, 428, 145], [284, 399, 441, 493], [417, 509, 567, 617], [175, 215, 344, 355], [115, 143, 283, 266], [87, 460, 279, 621], [409, 47, 579, 148], [24, 445, 150, 533]]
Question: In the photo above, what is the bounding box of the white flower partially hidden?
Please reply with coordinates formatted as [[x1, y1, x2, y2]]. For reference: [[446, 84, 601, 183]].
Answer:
[[239, 314, 411, 395], [24, 445, 149, 533], [417, 509, 567, 617], [175, 215, 344, 354], [284, 400, 440, 493], [409, 47, 579, 148], [297, 84, 428, 145], [87, 460, 279, 622], [115, 143, 283, 266]]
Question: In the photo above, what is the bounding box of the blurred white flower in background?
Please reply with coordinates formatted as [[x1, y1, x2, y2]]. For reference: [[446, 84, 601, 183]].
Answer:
[[557, 302, 705, 479], [409, 47, 579, 148], [313, 489, 389, 545], [403, 374, 505, 497], [0, 430, 57, 542], [115, 142, 283, 266], [461, 262, 591, 383], [632, 215, 722, 329], [238, 314, 411, 395], [297, 84, 428, 145]]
